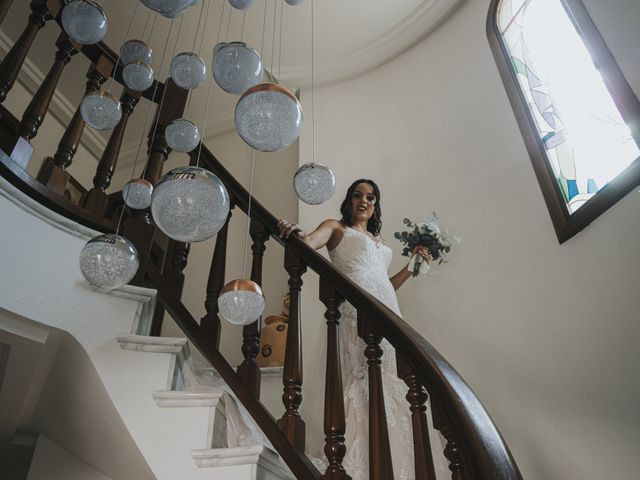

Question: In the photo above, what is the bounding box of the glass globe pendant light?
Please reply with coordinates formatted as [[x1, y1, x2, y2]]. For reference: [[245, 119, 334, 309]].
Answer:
[[61, 0, 108, 45], [171, 52, 207, 90], [228, 0, 256, 10], [165, 118, 201, 152], [293, 163, 336, 205], [213, 42, 263, 95], [122, 178, 153, 210], [151, 166, 230, 243], [292, 0, 336, 205], [140, 0, 201, 18], [80, 91, 122, 130], [218, 279, 265, 326], [122, 61, 154, 92], [79, 234, 139, 290], [120, 40, 153, 66], [235, 83, 303, 152]]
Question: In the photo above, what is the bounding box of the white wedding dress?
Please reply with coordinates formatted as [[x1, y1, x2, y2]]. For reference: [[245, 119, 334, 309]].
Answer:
[[325, 226, 447, 480]]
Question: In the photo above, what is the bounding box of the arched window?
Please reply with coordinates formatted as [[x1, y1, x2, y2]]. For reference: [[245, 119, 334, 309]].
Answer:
[[487, 0, 640, 242]]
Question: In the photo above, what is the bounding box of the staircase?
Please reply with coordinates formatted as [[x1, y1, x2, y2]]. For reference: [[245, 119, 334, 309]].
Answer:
[[0, 174, 292, 479], [0, 2, 522, 478]]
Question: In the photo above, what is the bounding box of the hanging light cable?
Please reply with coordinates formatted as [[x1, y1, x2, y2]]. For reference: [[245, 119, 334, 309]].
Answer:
[[293, 0, 336, 205], [151, 0, 230, 244], [218, 149, 265, 326]]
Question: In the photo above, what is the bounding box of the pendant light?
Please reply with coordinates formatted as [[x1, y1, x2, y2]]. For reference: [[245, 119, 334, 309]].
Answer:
[[213, 42, 263, 95], [218, 150, 266, 326], [141, 0, 201, 18], [228, 0, 256, 11], [293, 0, 335, 204], [170, 52, 207, 90], [79, 234, 139, 290], [61, 0, 108, 45], [122, 178, 153, 210], [165, 118, 201, 152], [151, 166, 230, 243], [235, 83, 302, 152], [120, 40, 153, 66], [80, 91, 122, 130]]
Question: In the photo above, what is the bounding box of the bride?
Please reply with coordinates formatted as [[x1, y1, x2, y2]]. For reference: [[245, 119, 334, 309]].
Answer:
[[278, 179, 432, 479]]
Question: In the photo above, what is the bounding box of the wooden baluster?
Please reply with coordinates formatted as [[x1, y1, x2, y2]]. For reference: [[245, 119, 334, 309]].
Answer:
[[9, 34, 78, 168], [319, 279, 350, 480], [142, 78, 187, 186], [432, 401, 463, 480], [357, 312, 393, 479], [37, 57, 111, 196], [148, 239, 191, 336], [0, 1, 57, 104], [396, 353, 437, 479], [237, 217, 269, 398], [82, 88, 141, 216], [277, 247, 307, 451], [201, 207, 233, 349], [19, 34, 78, 142]]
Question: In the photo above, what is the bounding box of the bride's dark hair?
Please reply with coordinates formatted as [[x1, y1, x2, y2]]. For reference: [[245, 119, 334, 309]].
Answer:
[[340, 179, 382, 237]]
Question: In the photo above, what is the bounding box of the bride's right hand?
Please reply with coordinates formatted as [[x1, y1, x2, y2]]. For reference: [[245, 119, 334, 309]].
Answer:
[[277, 219, 306, 239]]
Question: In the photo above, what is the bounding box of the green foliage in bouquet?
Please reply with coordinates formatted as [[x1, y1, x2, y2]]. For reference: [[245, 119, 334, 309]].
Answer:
[[394, 213, 452, 265]]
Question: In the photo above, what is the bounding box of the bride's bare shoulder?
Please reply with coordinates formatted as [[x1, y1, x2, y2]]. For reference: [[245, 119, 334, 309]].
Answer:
[[321, 219, 346, 251]]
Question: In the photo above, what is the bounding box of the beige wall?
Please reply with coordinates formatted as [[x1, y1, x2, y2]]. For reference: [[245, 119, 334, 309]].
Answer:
[[297, 0, 640, 477]]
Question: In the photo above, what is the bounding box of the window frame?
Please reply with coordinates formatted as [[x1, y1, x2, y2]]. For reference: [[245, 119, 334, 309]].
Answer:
[[487, 0, 640, 243]]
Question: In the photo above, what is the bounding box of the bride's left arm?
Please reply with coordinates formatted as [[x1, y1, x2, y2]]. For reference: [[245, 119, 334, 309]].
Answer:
[[389, 246, 430, 291]]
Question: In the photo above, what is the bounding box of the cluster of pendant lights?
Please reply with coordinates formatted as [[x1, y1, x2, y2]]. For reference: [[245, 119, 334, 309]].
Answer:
[[72, 0, 334, 326]]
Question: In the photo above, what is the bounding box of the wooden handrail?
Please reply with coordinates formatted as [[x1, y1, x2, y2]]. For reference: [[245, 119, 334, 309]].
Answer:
[[195, 148, 523, 479], [0, 3, 523, 475], [145, 262, 321, 480]]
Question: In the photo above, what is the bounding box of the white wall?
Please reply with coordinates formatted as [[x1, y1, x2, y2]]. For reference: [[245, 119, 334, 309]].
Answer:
[[296, 0, 640, 478], [27, 435, 114, 480]]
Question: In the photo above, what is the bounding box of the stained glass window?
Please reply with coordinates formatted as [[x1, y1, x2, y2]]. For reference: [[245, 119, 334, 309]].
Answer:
[[497, 0, 640, 213]]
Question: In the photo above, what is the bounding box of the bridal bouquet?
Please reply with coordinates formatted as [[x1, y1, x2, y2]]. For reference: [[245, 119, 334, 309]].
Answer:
[[394, 212, 455, 277]]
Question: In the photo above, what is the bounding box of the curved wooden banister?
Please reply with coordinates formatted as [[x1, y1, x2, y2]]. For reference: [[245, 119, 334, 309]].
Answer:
[[0, 3, 522, 476], [195, 147, 523, 479]]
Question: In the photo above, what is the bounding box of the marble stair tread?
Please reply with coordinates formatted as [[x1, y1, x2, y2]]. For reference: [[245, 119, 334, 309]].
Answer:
[[192, 445, 293, 478], [152, 389, 224, 407], [117, 334, 187, 353]]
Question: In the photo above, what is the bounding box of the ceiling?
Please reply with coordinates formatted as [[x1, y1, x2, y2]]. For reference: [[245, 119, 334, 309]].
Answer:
[[1, 0, 464, 165]]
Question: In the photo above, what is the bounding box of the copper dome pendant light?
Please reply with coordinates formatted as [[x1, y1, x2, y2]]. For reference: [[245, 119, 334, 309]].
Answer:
[[218, 150, 266, 326]]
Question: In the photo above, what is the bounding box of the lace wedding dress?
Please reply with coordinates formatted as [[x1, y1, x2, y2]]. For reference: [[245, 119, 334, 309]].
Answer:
[[325, 226, 447, 480]]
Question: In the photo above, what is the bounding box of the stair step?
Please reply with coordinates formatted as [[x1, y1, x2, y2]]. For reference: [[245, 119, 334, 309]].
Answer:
[[192, 445, 292, 478], [152, 390, 224, 408], [117, 334, 186, 353]]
